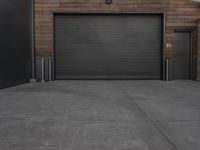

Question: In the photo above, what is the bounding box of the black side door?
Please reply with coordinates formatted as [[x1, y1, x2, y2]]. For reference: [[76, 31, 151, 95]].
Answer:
[[173, 31, 191, 80]]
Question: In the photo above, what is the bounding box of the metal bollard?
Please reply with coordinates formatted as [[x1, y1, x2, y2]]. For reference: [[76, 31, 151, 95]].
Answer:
[[166, 59, 169, 81], [41, 57, 45, 83], [48, 59, 52, 82]]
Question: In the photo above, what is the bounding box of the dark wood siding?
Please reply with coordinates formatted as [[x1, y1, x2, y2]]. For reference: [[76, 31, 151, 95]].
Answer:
[[34, 0, 200, 58]]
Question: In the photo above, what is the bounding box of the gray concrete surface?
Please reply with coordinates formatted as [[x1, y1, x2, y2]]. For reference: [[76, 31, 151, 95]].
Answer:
[[0, 80, 200, 150]]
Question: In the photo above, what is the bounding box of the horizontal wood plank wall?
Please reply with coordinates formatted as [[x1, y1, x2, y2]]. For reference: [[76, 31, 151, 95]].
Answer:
[[34, 0, 200, 59]]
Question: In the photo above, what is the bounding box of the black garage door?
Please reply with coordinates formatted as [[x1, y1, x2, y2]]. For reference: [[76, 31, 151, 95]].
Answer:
[[55, 14, 163, 79]]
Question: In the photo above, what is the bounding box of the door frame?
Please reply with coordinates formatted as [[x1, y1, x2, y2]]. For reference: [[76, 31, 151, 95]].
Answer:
[[173, 30, 193, 80], [52, 12, 165, 80]]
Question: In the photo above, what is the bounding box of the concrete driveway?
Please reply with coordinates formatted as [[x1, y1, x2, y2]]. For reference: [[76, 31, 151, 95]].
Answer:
[[0, 80, 200, 150]]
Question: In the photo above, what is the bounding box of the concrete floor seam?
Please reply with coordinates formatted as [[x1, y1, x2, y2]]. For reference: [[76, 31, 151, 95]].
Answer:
[[114, 81, 180, 150], [1, 81, 200, 150]]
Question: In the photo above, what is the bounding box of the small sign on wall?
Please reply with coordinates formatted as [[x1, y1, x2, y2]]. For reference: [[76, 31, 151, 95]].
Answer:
[[166, 43, 172, 49]]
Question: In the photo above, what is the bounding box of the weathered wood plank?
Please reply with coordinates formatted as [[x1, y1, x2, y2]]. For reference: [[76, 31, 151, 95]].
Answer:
[[34, 0, 200, 59]]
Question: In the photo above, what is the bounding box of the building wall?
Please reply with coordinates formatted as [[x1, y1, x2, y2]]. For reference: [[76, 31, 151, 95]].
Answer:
[[0, 0, 32, 88], [34, 0, 200, 78], [198, 20, 200, 80]]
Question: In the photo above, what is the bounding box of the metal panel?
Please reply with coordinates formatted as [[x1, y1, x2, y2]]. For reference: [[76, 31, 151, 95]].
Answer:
[[55, 14, 162, 79], [0, 0, 31, 88], [197, 20, 200, 81], [173, 31, 191, 80]]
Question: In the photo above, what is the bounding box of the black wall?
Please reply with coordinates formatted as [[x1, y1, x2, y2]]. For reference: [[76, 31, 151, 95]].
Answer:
[[0, 0, 32, 88]]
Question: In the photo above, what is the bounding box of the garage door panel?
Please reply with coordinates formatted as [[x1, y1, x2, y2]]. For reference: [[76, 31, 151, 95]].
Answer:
[[55, 14, 162, 79]]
